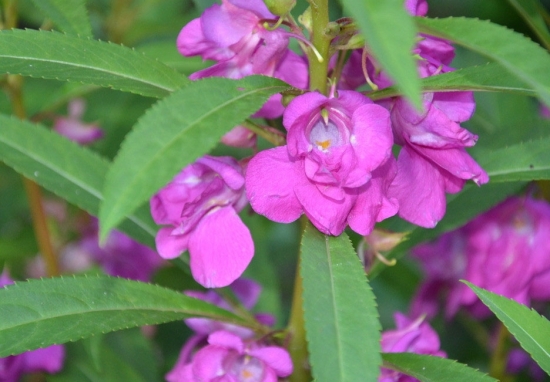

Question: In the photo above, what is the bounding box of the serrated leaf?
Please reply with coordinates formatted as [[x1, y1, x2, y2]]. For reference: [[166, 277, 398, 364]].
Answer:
[[99, 76, 289, 240], [506, 0, 550, 50], [301, 222, 381, 382], [369, 63, 535, 100], [371, 182, 526, 278], [0, 275, 247, 357], [465, 282, 550, 375], [382, 353, 496, 382], [340, 0, 421, 108], [29, 0, 92, 37], [0, 114, 156, 247], [478, 138, 550, 182], [415, 17, 550, 108], [0, 29, 187, 98]]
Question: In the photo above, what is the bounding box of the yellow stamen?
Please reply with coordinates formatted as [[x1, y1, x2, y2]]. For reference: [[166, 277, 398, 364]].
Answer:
[[242, 369, 254, 379], [316, 140, 331, 150]]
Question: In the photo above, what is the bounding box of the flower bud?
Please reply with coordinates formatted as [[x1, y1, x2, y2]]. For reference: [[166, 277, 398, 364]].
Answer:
[[264, 0, 296, 16]]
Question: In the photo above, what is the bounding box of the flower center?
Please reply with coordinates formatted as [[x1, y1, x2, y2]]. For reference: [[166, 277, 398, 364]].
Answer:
[[309, 119, 341, 152]]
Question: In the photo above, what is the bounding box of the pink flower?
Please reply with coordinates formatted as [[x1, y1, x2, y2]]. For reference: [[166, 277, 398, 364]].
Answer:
[[245, 91, 398, 236], [53, 99, 103, 145], [404, 0, 428, 16], [380, 313, 445, 382], [177, 0, 308, 119], [540, 103, 550, 119], [411, 196, 550, 319], [150, 156, 254, 288], [166, 330, 293, 382], [1, 272, 65, 381]]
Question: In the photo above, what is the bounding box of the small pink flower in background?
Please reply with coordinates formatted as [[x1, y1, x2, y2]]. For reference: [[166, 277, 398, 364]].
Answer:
[[411, 196, 550, 319], [404, 0, 428, 17], [221, 125, 257, 148], [178, 0, 308, 119], [54, 99, 103, 145], [0, 272, 65, 381], [507, 348, 546, 381], [246, 90, 398, 236], [167, 330, 292, 382], [151, 156, 254, 288], [380, 313, 445, 382]]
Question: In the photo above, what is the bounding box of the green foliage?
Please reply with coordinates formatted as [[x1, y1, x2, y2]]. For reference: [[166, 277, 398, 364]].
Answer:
[[98, 76, 289, 241], [0, 275, 246, 357], [369, 63, 536, 100], [416, 17, 550, 108], [0, 29, 187, 98], [301, 222, 381, 382], [466, 282, 550, 376], [0, 114, 156, 247], [340, 0, 421, 108], [29, 0, 92, 37], [382, 353, 497, 382]]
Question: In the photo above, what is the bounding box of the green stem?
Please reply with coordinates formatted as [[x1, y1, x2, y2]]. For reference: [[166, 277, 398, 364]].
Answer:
[[307, 0, 331, 94], [287, 230, 311, 382], [489, 323, 513, 382], [242, 119, 286, 146]]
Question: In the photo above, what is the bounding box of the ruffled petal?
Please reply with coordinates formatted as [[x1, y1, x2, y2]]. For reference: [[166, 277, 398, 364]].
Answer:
[[202, 1, 256, 47], [208, 330, 244, 352], [295, 184, 353, 235], [246, 147, 305, 223], [432, 91, 475, 123], [198, 156, 244, 190], [283, 92, 328, 131], [250, 347, 293, 377], [389, 146, 447, 228], [189, 206, 253, 288], [155, 227, 190, 259]]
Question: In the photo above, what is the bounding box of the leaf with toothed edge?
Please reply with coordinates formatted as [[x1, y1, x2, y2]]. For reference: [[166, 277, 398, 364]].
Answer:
[[0, 29, 187, 98], [466, 282, 550, 375], [301, 222, 381, 381], [98, 75, 289, 242], [0, 275, 248, 357], [382, 353, 497, 382], [415, 17, 550, 108]]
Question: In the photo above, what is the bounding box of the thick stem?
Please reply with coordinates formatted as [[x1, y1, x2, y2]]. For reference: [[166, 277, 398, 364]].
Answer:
[[5, 74, 60, 277], [307, 0, 330, 94]]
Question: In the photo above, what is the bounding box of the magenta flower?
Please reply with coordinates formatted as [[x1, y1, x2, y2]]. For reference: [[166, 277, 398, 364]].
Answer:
[[412, 196, 550, 319], [540, 103, 550, 119], [246, 91, 398, 236], [151, 156, 253, 288], [380, 313, 445, 382], [1, 272, 65, 381], [53, 99, 103, 145], [177, 0, 308, 119], [166, 330, 293, 382], [404, 0, 428, 17]]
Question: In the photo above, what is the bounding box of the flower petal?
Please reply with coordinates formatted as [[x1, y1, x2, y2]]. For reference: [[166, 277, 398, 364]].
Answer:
[[250, 347, 293, 377], [246, 147, 305, 223], [155, 227, 190, 259], [189, 206, 253, 288]]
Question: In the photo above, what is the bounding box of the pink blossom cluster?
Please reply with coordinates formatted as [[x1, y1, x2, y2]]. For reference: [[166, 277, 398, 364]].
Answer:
[[380, 313, 445, 382], [0, 272, 65, 381], [411, 196, 550, 320], [167, 278, 292, 382], [152, 0, 487, 288]]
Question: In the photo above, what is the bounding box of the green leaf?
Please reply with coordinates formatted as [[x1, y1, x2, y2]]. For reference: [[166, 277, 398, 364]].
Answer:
[[465, 282, 550, 375], [99, 76, 289, 240], [0, 114, 156, 247], [369, 63, 536, 100], [506, 0, 550, 51], [415, 17, 550, 108], [382, 353, 496, 382], [0, 275, 247, 357], [478, 138, 550, 182], [0, 29, 187, 98], [29, 0, 92, 38], [340, 0, 421, 108], [371, 182, 526, 278], [301, 222, 381, 382]]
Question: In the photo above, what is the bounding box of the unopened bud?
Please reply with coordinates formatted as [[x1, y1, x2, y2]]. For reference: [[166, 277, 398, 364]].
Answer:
[[264, 0, 296, 16]]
